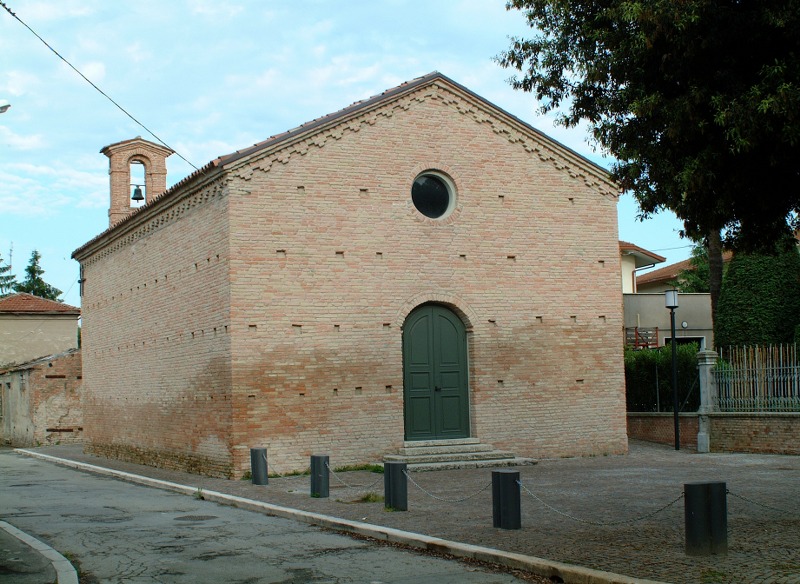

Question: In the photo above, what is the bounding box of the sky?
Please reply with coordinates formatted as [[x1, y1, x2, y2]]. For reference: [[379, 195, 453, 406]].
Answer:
[[0, 0, 692, 309]]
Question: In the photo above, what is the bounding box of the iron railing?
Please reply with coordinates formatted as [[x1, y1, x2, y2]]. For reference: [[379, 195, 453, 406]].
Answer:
[[715, 345, 800, 412]]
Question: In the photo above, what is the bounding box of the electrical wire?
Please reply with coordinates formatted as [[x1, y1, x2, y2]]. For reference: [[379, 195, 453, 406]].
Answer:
[[0, 1, 198, 171]]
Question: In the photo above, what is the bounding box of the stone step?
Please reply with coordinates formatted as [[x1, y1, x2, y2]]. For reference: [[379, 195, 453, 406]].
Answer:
[[396, 443, 495, 456], [384, 449, 517, 465], [406, 457, 538, 472], [402, 438, 482, 448]]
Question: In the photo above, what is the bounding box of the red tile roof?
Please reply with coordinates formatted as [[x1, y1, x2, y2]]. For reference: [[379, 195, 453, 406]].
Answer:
[[0, 293, 80, 315], [636, 251, 733, 286]]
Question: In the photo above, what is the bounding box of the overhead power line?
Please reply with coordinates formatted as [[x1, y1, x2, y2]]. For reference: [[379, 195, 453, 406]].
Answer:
[[0, 1, 199, 170]]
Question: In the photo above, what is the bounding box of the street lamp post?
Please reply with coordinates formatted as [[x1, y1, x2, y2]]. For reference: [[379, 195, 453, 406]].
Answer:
[[665, 289, 680, 450]]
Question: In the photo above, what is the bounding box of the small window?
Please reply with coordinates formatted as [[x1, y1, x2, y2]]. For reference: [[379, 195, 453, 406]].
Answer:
[[412, 171, 456, 219]]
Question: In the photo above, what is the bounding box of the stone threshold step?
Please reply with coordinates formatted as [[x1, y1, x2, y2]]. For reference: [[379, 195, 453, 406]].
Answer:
[[406, 458, 538, 472], [384, 450, 517, 464], [397, 443, 495, 456]]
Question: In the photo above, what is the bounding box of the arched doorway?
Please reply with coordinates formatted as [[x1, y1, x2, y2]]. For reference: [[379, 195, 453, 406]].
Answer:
[[403, 304, 470, 440]]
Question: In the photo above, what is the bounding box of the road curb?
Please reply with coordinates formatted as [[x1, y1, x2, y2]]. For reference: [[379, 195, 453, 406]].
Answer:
[[16, 448, 667, 584], [0, 520, 78, 584]]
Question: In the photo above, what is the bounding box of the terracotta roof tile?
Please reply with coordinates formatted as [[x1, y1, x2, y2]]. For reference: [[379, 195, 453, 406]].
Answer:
[[0, 293, 80, 315], [636, 251, 733, 286]]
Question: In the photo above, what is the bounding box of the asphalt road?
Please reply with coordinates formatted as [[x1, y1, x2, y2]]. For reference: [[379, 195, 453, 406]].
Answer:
[[0, 450, 525, 583]]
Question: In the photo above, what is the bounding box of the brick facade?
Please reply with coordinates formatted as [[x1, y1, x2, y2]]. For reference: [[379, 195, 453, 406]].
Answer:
[[0, 349, 83, 446], [73, 73, 627, 478]]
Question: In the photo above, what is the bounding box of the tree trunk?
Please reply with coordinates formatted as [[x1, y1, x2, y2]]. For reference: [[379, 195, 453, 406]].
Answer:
[[707, 229, 724, 336]]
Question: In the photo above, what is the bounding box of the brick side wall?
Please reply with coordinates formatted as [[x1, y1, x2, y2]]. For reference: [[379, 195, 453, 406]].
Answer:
[[626, 413, 699, 450], [80, 184, 234, 477], [226, 84, 627, 474], [0, 350, 83, 446]]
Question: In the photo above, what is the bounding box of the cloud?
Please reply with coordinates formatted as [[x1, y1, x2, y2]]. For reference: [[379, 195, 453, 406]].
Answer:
[[0, 161, 107, 216], [77, 61, 106, 84], [188, 0, 244, 19], [15, 0, 97, 21], [1, 71, 41, 96], [0, 126, 46, 150]]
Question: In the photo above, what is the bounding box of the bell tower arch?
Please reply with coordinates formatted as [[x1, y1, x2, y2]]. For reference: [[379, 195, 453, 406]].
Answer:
[[101, 137, 174, 227]]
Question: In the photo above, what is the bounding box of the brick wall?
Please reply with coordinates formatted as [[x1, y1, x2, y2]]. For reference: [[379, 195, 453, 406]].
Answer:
[[627, 412, 800, 454], [79, 184, 233, 477], [76, 77, 628, 478], [709, 413, 800, 455], [0, 349, 83, 446], [626, 413, 699, 450]]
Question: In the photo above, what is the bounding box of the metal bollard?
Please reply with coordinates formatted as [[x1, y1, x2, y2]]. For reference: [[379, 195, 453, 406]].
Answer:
[[384, 462, 407, 511], [250, 448, 269, 485], [310, 455, 329, 498], [684, 481, 728, 556], [492, 469, 521, 530]]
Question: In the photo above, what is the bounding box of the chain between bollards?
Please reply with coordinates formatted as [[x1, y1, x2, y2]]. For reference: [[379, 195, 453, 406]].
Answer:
[[325, 462, 384, 491], [727, 489, 799, 516], [403, 469, 492, 503], [518, 480, 684, 526]]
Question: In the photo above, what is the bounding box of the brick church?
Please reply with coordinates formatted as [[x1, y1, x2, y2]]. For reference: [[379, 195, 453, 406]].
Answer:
[[72, 73, 627, 478]]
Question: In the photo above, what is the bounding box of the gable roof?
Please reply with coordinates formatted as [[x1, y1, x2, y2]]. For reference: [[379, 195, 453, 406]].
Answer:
[[636, 251, 734, 287], [0, 293, 80, 315], [74, 72, 618, 260], [0, 347, 80, 375], [619, 241, 666, 268]]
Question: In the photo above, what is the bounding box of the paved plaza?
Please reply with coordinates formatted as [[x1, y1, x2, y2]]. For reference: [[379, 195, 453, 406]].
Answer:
[[5, 440, 800, 583]]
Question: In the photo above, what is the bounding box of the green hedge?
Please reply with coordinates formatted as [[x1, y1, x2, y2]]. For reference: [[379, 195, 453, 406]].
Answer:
[[625, 343, 700, 412], [715, 243, 800, 347]]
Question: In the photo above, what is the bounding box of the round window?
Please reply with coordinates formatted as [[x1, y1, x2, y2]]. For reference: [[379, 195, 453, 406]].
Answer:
[[411, 172, 455, 219]]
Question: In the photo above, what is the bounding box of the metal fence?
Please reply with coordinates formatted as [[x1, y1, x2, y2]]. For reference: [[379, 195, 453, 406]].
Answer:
[[715, 344, 800, 412]]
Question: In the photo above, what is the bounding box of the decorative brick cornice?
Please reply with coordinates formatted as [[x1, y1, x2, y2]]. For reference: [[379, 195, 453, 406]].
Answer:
[[226, 78, 618, 200], [76, 180, 227, 265], [74, 73, 618, 264]]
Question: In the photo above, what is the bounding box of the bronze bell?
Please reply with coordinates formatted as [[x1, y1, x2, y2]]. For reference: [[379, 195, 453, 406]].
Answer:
[[131, 185, 144, 202]]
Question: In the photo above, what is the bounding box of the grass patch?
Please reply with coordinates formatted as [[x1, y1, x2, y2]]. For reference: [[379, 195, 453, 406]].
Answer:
[[268, 468, 311, 478], [332, 463, 384, 474], [240, 471, 252, 481], [700, 569, 728, 583], [193, 488, 204, 500], [355, 492, 384, 503]]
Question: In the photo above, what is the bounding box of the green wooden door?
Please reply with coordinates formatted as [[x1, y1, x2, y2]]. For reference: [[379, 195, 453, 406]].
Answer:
[[403, 304, 469, 440]]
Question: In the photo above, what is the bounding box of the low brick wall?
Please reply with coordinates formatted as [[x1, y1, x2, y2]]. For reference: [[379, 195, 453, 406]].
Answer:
[[626, 413, 699, 450], [709, 413, 800, 455], [628, 412, 800, 454]]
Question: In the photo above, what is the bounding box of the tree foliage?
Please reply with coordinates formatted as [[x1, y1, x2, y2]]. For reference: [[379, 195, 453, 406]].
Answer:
[[671, 245, 712, 294], [15, 250, 62, 301], [714, 240, 800, 347], [498, 0, 800, 251], [0, 253, 17, 297]]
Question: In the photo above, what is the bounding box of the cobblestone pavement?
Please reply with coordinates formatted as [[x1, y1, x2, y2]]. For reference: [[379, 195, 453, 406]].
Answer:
[[24, 441, 800, 584]]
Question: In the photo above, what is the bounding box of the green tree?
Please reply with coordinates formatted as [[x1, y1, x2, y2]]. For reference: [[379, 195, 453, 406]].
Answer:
[[15, 250, 62, 301], [497, 1, 800, 252], [671, 244, 712, 294], [0, 252, 17, 297], [714, 239, 800, 347]]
